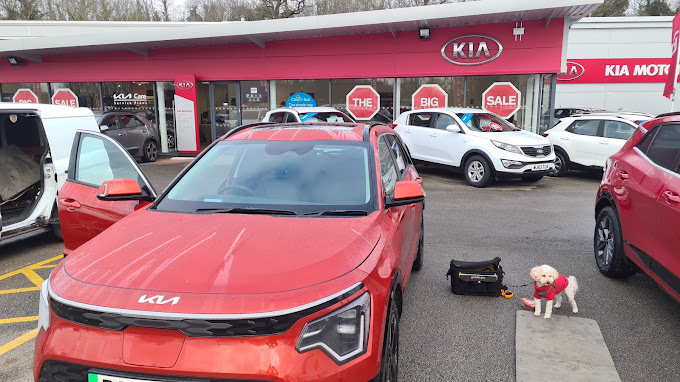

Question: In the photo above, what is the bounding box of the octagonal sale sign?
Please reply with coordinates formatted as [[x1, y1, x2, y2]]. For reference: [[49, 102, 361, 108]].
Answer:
[[52, 88, 79, 107], [482, 82, 521, 118], [12, 88, 38, 104]]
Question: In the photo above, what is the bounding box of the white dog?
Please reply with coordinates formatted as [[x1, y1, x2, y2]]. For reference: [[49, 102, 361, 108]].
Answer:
[[530, 265, 579, 319]]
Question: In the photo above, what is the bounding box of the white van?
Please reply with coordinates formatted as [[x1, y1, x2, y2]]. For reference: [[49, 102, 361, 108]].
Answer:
[[0, 103, 99, 245]]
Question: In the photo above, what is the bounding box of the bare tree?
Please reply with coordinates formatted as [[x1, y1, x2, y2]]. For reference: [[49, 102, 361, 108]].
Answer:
[[255, 0, 306, 19], [1, 0, 44, 19]]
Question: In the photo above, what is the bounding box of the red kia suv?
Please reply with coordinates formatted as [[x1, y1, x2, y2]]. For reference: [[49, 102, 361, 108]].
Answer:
[[34, 122, 424, 382], [594, 113, 680, 301]]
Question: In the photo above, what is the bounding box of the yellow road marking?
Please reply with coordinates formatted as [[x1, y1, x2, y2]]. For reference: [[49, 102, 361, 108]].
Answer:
[[0, 254, 63, 295], [0, 329, 38, 357], [0, 316, 38, 325], [0, 287, 40, 295]]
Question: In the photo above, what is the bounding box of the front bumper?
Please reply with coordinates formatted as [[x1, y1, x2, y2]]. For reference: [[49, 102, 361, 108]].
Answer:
[[34, 290, 385, 382]]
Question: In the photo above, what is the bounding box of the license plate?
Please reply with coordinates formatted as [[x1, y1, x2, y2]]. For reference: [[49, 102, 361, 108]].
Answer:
[[532, 164, 551, 171], [88, 374, 160, 382]]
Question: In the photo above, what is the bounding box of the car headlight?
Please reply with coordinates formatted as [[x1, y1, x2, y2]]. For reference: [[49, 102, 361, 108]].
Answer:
[[491, 140, 523, 155], [296, 292, 370, 365], [38, 280, 50, 333]]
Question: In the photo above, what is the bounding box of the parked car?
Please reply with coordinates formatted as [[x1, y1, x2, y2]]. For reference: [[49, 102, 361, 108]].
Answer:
[[0, 103, 99, 246], [572, 111, 654, 126], [393, 108, 555, 187], [554, 107, 607, 119], [35, 122, 425, 382], [96, 111, 159, 162], [542, 115, 639, 176], [594, 114, 680, 302], [263, 106, 355, 123]]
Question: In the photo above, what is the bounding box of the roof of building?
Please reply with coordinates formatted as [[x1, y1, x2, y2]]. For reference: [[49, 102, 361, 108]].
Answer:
[[0, 0, 602, 63]]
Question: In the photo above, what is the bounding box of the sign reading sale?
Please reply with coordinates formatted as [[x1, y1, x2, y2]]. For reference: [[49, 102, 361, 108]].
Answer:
[[52, 88, 79, 107], [482, 82, 521, 118]]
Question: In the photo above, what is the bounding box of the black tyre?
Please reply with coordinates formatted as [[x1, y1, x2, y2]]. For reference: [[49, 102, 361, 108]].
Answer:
[[463, 155, 494, 188], [378, 292, 400, 382], [50, 204, 63, 241], [520, 175, 543, 183], [412, 215, 424, 271], [550, 150, 568, 177], [142, 140, 158, 162], [594, 206, 636, 278]]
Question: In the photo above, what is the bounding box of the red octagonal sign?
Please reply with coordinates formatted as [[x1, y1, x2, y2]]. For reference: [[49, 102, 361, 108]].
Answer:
[[412, 84, 448, 110], [52, 88, 79, 108], [346, 85, 380, 120], [12, 88, 38, 104], [482, 82, 521, 118]]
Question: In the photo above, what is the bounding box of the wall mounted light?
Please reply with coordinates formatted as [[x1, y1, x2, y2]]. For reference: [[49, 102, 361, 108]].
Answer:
[[419, 27, 431, 40], [8, 57, 20, 66]]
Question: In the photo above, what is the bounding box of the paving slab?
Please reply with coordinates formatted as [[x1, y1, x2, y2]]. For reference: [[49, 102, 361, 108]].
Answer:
[[516, 310, 620, 382]]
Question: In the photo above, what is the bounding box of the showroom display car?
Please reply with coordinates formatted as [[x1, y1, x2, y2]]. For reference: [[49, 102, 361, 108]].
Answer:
[[96, 111, 159, 162], [0, 103, 99, 246], [393, 108, 555, 187], [542, 114, 639, 176], [594, 113, 680, 302], [34, 122, 425, 382]]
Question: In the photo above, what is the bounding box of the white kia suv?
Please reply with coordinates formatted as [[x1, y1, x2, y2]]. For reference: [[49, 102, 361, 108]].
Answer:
[[393, 108, 555, 187], [542, 114, 638, 176]]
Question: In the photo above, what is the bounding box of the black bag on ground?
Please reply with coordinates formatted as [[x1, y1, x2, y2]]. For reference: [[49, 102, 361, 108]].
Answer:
[[446, 257, 505, 296]]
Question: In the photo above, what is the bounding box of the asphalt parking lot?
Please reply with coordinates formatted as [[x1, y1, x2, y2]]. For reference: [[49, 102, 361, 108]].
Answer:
[[1, 159, 680, 382]]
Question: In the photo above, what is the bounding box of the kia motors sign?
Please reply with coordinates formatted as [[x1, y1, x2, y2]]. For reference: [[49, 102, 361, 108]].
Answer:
[[557, 61, 585, 81], [482, 82, 521, 118], [412, 84, 448, 110], [346, 85, 380, 120], [12, 88, 38, 104], [175, 81, 194, 91], [441, 35, 503, 66], [51, 88, 79, 107]]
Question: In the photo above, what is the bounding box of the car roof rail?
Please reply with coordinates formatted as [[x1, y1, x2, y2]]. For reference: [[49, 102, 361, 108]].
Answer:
[[363, 122, 390, 141], [221, 122, 274, 139], [654, 111, 680, 118]]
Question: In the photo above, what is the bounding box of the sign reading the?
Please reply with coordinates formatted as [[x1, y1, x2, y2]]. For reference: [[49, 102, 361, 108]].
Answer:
[[286, 92, 316, 108], [482, 82, 521, 118], [412, 84, 448, 110], [51, 88, 79, 108], [346, 85, 380, 120], [441, 35, 503, 66], [12, 88, 38, 104]]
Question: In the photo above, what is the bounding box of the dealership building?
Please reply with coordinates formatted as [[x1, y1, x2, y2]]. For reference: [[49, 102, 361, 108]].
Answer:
[[0, 0, 602, 155]]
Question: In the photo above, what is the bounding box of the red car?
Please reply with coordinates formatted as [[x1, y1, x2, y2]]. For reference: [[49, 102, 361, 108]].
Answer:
[[34, 122, 425, 382], [594, 113, 680, 301]]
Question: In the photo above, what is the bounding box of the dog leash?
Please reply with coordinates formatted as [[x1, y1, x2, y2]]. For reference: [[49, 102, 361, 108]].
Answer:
[[500, 282, 533, 299]]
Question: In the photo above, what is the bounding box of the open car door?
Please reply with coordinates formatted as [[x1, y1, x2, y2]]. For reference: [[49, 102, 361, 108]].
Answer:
[[58, 130, 157, 254]]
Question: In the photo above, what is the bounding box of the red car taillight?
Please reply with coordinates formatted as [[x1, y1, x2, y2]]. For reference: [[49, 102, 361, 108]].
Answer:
[[541, 133, 549, 137]]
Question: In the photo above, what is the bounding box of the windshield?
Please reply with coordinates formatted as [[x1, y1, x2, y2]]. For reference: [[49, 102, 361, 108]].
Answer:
[[456, 113, 517, 132], [299, 112, 354, 123], [155, 140, 373, 214]]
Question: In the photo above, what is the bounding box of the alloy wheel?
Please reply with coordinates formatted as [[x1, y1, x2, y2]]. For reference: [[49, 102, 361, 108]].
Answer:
[[381, 308, 399, 382], [596, 215, 614, 268], [467, 161, 485, 183], [146, 141, 158, 161], [554, 155, 563, 173]]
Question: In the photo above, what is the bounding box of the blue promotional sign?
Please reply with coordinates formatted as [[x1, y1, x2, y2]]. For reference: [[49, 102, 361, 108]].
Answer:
[[286, 92, 316, 108]]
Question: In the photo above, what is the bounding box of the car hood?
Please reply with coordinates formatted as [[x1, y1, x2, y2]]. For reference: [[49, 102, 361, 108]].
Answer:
[[58, 210, 380, 296], [468, 130, 550, 146]]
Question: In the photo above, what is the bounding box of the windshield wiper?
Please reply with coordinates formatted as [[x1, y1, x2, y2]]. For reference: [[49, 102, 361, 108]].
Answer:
[[196, 207, 297, 215], [302, 210, 368, 216]]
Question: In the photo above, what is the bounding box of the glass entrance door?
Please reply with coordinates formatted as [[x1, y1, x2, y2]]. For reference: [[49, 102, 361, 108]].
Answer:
[[210, 82, 240, 141]]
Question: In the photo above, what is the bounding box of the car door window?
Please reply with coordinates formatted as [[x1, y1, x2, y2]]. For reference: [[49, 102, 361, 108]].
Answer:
[[567, 120, 600, 136], [603, 121, 636, 140], [120, 115, 145, 129], [268, 112, 286, 123], [408, 113, 433, 127], [74, 133, 148, 190], [385, 134, 409, 176], [99, 115, 120, 130], [285, 113, 298, 123], [378, 136, 398, 196], [643, 124, 680, 173], [434, 113, 457, 130]]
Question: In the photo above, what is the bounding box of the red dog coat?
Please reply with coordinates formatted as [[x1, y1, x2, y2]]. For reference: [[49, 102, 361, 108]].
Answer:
[[534, 275, 569, 300]]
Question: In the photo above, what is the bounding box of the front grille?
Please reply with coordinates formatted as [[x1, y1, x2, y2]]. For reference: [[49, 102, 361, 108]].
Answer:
[[38, 360, 269, 382], [49, 283, 363, 337], [521, 145, 552, 157]]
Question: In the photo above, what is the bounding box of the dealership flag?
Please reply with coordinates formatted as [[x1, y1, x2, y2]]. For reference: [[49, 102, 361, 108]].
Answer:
[[663, 11, 680, 99]]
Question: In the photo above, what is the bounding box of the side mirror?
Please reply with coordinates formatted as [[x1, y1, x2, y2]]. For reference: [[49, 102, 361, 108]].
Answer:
[[97, 178, 143, 201], [446, 124, 461, 133], [386, 180, 425, 208]]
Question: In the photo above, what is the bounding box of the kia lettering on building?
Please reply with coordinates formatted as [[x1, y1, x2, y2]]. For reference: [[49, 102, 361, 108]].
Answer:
[[441, 35, 503, 66], [557, 61, 585, 81], [175, 81, 194, 90]]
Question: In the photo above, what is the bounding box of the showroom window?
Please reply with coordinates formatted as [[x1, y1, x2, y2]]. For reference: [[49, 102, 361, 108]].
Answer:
[[102, 82, 155, 116], [398, 77, 465, 112], [50, 82, 102, 110], [331, 78, 394, 122], [155, 82, 176, 153], [274, 79, 330, 108], [241, 80, 269, 124], [1, 83, 50, 103]]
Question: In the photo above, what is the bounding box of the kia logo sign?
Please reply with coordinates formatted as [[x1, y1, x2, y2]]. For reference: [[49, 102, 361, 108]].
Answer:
[[557, 62, 585, 81], [175, 81, 194, 90], [441, 35, 503, 66]]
